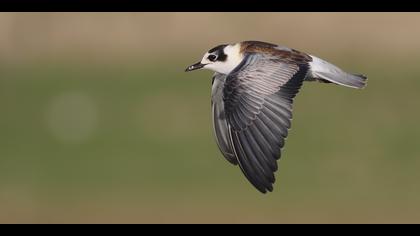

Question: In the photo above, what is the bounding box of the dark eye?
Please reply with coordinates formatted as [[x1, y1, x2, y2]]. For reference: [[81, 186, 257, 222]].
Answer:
[[207, 54, 217, 62]]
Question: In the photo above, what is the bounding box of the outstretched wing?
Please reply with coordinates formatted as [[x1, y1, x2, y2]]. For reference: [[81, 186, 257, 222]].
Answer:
[[223, 52, 310, 193]]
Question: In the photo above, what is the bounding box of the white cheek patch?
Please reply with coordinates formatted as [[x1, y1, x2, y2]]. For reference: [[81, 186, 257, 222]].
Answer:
[[218, 44, 243, 74], [224, 44, 243, 66]]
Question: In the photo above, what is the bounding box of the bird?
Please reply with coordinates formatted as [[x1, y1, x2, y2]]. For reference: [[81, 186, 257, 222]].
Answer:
[[185, 40, 367, 194]]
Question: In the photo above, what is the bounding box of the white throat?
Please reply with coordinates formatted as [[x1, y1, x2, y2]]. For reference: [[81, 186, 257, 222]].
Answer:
[[202, 44, 244, 75]]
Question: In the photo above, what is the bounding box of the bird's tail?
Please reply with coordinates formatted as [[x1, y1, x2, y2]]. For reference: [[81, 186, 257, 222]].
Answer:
[[309, 55, 367, 89]]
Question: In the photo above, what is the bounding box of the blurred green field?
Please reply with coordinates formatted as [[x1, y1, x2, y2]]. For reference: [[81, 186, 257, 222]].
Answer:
[[1, 13, 420, 223]]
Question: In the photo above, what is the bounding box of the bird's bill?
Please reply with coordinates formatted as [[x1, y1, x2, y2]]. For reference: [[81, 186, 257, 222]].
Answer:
[[185, 62, 205, 72]]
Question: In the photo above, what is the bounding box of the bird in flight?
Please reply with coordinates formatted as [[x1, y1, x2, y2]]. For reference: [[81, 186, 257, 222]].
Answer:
[[185, 41, 367, 193]]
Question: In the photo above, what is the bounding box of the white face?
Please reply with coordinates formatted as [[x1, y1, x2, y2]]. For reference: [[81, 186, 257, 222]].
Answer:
[[200, 44, 244, 75]]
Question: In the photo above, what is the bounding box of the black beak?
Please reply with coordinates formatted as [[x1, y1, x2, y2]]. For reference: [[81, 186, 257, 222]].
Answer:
[[185, 62, 205, 72]]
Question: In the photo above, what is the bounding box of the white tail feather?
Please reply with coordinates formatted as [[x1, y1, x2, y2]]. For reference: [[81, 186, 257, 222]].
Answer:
[[309, 55, 367, 89]]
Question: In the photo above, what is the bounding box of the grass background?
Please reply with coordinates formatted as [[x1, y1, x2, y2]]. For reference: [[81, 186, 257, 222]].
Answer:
[[0, 13, 420, 223]]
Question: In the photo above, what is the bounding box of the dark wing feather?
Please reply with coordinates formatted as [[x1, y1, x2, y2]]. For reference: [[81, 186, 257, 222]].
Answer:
[[223, 53, 309, 193], [211, 73, 237, 165]]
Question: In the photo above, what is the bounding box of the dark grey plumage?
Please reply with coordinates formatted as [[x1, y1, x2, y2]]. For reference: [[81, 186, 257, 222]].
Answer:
[[211, 53, 310, 193], [212, 73, 237, 165]]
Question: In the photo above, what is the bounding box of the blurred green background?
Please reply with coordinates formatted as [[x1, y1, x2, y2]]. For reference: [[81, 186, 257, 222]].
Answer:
[[1, 13, 420, 223]]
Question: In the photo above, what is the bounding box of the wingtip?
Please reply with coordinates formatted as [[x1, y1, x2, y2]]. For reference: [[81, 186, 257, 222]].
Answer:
[[254, 183, 274, 194], [354, 74, 368, 89], [361, 75, 368, 89]]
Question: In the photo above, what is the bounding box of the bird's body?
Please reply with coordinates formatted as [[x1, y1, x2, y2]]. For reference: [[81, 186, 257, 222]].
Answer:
[[186, 41, 367, 193]]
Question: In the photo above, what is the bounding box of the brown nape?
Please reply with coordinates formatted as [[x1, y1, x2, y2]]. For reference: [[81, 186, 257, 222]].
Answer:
[[240, 41, 312, 64]]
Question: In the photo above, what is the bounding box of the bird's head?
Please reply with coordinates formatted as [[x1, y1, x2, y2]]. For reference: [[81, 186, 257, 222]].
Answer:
[[185, 43, 244, 75]]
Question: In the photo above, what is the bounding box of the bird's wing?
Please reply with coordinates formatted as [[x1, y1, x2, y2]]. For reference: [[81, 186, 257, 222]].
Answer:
[[211, 73, 238, 165], [223, 52, 310, 193]]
